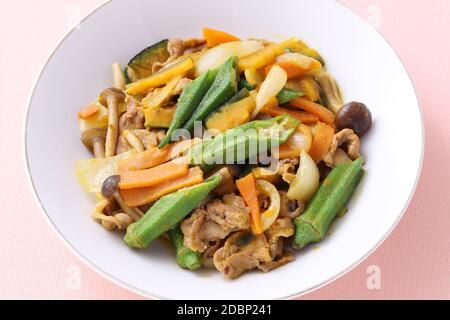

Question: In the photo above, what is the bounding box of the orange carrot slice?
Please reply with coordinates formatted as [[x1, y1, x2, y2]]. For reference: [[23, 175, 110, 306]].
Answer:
[[236, 173, 263, 235], [290, 98, 335, 126], [203, 28, 240, 48], [309, 122, 335, 162], [118, 147, 172, 172], [78, 105, 99, 119], [121, 167, 204, 206], [119, 161, 189, 190], [117, 140, 194, 171], [264, 105, 319, 125]]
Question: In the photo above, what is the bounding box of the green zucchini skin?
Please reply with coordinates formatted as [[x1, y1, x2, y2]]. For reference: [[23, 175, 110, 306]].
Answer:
[[126, 39, 170, 81], [293, 157, 365, 249]]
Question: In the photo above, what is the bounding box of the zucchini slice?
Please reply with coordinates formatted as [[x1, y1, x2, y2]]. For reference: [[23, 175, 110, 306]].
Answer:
[[126, 39, 170, 82]]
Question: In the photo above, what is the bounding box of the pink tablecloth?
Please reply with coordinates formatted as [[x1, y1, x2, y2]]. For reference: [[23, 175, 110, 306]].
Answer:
[[0, 0, 448, 299]]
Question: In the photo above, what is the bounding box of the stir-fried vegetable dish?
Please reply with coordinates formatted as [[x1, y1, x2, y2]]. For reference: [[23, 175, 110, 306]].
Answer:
[[76, 28, 373, 278]]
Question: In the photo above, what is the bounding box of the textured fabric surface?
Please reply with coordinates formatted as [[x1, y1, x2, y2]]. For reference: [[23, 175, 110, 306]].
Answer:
[[0, 0, 448, 300]]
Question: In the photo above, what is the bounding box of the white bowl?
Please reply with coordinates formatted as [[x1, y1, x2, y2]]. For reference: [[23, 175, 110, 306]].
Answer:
[[24, 0, 423, 300]]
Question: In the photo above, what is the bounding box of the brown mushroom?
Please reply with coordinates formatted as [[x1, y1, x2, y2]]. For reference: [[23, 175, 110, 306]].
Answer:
[[101, 175, 121, 199], [101, 175, 142, 221], [80, 127, 106, 159], [335, 102, 373, 137], [90, 198, 132, 231], [99, 88, 125, 158]]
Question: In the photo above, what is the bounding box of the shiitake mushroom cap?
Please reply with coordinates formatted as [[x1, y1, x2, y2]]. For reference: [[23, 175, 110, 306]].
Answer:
[[101, 175, 121, 199], [335, 102, 372, 137]]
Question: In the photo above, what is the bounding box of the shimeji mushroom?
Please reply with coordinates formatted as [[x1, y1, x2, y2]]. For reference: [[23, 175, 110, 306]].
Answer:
[[81, 127, 107, 159], [123, 130, 145, 152], [335, 102, 373, 137], [101, 175, 143, 222], [112, 63, 126, 90], [99, 88, 125, 158], [90, 173, 144, 232], [91, 198, 133, 231]]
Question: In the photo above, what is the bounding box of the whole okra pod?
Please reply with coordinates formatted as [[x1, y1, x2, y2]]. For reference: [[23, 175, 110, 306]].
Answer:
[[169, 226, 202, 270], [183, 56, 238, 131], [293, 157, 364, 249], [124, 175, 222, 249], [159, 69, 218, 148], [189, 114, 299, 168]]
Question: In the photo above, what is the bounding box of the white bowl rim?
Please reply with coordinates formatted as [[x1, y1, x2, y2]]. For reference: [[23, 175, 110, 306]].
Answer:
[[22, 0, 425, 300]]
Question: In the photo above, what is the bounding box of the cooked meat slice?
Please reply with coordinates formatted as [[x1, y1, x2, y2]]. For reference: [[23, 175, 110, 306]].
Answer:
[[181, 194, 250, 253], [262, 158, 299, 184], [213, 219, 295, 278], [181, 209, 206, 252], [265, 218, 295, 240], [277, 158, 299, 184], [153, 39, 205, 73], [265, 218, 295, 259], [257, 218, 296, 273], [279, 191, 305, 219], [168, 38, 185, 58], [221, 193, 248, 213], [129, 129, 157, 149], [207, 194, 250, 229], [116, 134, 132, 154], [130, 129, 162, 149], [268, 237, 285, 259], [183, 38, 207, 54], [323, 129, 360, 167], [213, 232, 272, 279], [332, 148, 352, 165], [183, 38, 207, 48], [119, 97, 145, 132], [259, 254, 295, 272], [202, 240, 224, 269], [168, 38, 206, 58]]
